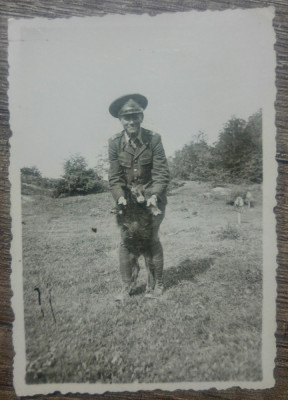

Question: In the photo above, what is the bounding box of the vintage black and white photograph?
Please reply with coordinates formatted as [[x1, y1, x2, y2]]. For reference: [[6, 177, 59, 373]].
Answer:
[[9, 8, 277, 395]]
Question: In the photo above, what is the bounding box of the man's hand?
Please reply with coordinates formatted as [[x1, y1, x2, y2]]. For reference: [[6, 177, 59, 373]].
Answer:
[[146, 195, 157, 207], [146, 195, 162, 216], [117, 196, 127, 206]]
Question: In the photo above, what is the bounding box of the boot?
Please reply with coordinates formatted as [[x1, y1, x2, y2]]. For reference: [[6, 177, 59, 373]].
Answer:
[[153, 282, 164, 297]]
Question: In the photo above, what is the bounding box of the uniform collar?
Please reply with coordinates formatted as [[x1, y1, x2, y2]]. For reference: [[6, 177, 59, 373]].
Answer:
[[121, 128, 150, 159], [124, 128, 144, 145]]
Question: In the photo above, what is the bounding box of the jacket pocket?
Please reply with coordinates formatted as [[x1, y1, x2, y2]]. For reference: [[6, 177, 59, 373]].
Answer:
[[119, 152, 132, 168], [140, 158, 151, 165], [139, 153, 152, 166]]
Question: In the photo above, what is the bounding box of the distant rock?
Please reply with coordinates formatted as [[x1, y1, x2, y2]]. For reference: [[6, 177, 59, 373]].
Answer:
[[212, 187, 232, 197], [203, 192, 213, 200]]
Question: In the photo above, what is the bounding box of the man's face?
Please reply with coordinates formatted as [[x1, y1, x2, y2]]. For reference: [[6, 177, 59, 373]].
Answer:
[[119, 113, 143, 137]]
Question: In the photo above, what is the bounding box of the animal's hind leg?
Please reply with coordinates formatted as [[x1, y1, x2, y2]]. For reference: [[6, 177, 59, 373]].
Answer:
[[144, 253, 155, 292], [119, 242, 139, 294], [130, 255, 140, 293]]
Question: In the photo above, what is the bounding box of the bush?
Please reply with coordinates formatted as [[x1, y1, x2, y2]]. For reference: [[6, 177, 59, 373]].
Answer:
[[21, 166, 58, 196], [21, 166, 42, 185], [53, 154, 108, 198]]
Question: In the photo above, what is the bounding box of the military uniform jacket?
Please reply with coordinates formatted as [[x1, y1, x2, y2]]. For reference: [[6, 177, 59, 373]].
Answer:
[[108, 128, 170, 204]]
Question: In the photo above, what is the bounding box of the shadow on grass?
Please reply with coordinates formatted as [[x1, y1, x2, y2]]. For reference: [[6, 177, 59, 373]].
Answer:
[[131, 257, 214, 295], [164, 257, 214, 289]]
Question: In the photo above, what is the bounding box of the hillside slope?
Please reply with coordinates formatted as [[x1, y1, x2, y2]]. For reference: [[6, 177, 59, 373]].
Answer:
[[21, 181, 262, 384]]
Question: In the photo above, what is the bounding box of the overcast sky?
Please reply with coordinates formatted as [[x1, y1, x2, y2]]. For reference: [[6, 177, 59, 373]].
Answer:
[[8, 8, 275, 178]]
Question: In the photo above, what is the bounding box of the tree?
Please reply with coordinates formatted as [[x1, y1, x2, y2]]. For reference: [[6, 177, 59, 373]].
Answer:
[[215, 118, 249, 174], [169, 132, 217, 181], [168, 110, 262, 184], [21, 166, 42, 179], [214, 110, 262, 182], [94, 146, 109, 180], [54, 154, 107, 197], [242, 109, 262, 182]]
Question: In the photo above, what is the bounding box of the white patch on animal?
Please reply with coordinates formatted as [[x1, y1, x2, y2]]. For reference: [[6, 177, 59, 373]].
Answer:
[[131, 184, 162, 216]]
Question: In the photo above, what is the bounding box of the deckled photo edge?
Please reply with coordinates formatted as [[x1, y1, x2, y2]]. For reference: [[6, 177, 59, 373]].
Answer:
[[8, 7, 277, 395]]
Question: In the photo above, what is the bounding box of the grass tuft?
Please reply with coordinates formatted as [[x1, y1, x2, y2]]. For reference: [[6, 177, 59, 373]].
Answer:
[[218, 223, 241, 240]]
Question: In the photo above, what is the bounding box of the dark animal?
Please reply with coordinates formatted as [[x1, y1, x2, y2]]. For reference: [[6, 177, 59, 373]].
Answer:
[[116, 196, 153, 255], [115, 189, 156, 292]]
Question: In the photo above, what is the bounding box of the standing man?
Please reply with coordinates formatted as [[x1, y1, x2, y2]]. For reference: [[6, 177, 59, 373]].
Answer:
[[108, 94, 170, 299]]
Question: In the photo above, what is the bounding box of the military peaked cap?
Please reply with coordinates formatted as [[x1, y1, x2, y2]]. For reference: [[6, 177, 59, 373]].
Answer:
[[109, 94, 148, 118]]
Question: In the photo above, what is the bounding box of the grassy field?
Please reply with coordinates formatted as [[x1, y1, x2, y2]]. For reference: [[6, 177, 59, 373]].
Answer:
[[21, 181, 263, 384]]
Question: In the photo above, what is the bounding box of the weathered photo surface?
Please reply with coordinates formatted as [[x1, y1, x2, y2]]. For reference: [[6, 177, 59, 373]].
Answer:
[[9, 8, 277, 395]]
